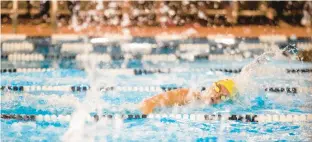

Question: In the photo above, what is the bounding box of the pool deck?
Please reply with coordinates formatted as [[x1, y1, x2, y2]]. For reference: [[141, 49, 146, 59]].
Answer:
[[1, 24, 311, 37]]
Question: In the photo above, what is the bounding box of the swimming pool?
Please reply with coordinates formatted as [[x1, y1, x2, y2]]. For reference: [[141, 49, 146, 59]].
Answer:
[[1, 35, 312, 141]]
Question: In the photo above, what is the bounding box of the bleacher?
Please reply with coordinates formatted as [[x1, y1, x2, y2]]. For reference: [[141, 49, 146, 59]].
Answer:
[[1, 1, 311, 27]]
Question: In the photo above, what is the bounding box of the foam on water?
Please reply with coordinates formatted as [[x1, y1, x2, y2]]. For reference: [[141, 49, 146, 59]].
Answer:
[[1, 93, 79, 114]]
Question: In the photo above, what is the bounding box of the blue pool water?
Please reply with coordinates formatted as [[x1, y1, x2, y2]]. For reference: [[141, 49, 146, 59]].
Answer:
[[1, 37, 312, 141]]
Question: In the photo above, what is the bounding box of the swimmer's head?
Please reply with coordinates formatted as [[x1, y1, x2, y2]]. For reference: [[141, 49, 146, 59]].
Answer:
[[215, 79, 236, 98], [202, 79, 237, 104]]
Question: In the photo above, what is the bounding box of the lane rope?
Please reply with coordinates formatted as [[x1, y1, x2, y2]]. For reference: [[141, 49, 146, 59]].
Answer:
[[1, 85, 311, 94], [1, 67, 311, 74], [0, 68, 55, 73], [259, 35, 288, 43], [61, 43, 93, 53], [1, 113, 312, 123], [1, 42, 34, 53], [7, 53, 45, 61]]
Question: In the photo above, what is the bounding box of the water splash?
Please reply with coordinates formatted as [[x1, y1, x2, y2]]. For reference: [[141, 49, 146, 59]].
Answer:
[[62, 38, 117, 140], [62, 106, 90, 142], [232, 44, 300, 108]]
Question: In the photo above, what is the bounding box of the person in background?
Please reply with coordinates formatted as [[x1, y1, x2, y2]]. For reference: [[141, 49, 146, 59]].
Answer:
[[302, 1, 312, 26], [139, 79, 237, 114]]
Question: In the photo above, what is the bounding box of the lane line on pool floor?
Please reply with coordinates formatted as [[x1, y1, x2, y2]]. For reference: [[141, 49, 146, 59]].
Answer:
[[1, 114, 312, 123], [1, 85, 311, 94]]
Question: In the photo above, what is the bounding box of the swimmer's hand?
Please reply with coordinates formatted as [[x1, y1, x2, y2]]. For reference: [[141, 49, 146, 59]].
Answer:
[[139, 88, 200, 114]]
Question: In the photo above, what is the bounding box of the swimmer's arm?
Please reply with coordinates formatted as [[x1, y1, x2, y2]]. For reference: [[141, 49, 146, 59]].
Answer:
[[139, 88, 200, 114]]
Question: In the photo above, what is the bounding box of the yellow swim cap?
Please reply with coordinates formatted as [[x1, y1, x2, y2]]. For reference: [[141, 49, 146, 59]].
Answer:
[[216, 79, 237, 97]]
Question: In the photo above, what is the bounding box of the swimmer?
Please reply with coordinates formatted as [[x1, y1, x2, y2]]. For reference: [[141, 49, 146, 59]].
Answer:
[[139, 79, 237, 114]]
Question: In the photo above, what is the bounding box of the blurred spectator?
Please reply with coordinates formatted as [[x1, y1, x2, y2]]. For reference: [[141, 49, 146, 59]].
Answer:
[[1, 1, 13, 24], [298, 49, 312, 62], [270, 1, 286, 22], [238, 1, 275, 25], [281, 1, 306, 26], [1, 1, 311, 27], [35, 1, 50, 18], [301, 1, 312, 26], [158, 1, 183, 27], [129, 1, 156, 26], [27, 0, 50, 25]]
